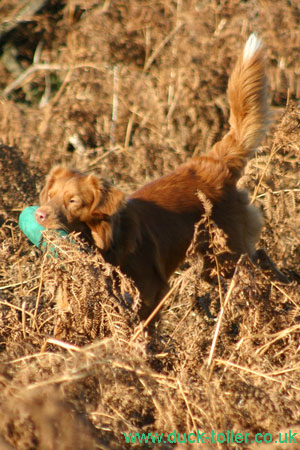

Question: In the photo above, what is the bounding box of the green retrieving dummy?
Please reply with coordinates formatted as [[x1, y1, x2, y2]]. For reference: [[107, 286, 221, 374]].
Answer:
[[19, 206, 68, 250]]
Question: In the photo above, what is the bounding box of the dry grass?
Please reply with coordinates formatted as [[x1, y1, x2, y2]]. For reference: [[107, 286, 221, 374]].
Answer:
[[0, 0, 299, 448]]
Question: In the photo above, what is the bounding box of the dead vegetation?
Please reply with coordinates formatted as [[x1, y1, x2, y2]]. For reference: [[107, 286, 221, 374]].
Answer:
[[0, 0, 300, 449]]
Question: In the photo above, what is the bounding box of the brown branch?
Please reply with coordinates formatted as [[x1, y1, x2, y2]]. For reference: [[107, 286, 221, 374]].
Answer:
[[0, 0, 48, 41]]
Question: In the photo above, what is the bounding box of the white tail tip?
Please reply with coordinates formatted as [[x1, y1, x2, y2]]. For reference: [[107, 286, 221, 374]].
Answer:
[[243, 33, 263, 62]]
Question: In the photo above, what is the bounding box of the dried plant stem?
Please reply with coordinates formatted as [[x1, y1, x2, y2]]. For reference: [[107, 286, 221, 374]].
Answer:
[[0, 300, 34, 319], [207, 273, 237, 376], [271, 281, 300, 310], [139, 377, 165, 420], [44, 337, 82, 352], [255, 324, 300, 356], [207, 217, 224, 307], [10, 225, 24, 297], [256, 188, 300, 199], [177, 379, 197, 434], [3, 61, 101, 98], [34, 260, 45, 326], [4, 352, 65, 366], [0, 0, 47, 40], [251, 143, 279, 204], [110, 65, 119, 148], [163, 304, 193, 349], [22, 300, 26, 338], [124, 112, 135, 151], [3, 63, 66, 97], [215, 359, 300, 392], [0, 277, 39, 290], [144, 23, 183, 72]]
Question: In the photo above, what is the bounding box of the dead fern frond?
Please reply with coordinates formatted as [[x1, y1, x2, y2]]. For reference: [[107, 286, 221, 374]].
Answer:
[[42, 232, 141, 343], [187, 191, 233, 285]]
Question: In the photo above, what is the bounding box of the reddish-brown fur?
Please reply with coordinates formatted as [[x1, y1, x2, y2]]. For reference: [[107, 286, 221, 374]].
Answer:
[[36, 35, 269, 318]]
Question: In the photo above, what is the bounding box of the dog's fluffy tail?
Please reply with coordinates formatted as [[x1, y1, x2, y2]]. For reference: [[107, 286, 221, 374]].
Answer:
[[210, 34, 269, 181]]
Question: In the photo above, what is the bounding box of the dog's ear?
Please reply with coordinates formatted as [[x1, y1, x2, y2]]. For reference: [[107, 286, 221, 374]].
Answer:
[[85, 174, 125, 218], [40, 167, 73, 203], [88, 220, 114, 251], [84, 174, 125, 251]]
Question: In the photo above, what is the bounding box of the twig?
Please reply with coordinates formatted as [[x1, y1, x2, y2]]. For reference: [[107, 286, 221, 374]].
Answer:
[[44, 337, 82, 352], [0, 277, 40, 290], [124, 112, 136, 151], [251, 142, 279, 204], [33, 259, 45, 326], [256, 188, 300, 199], [144, 22, 183, 72], [0, 300, 35, 319], [9, 225, 24, 297], [110, 65, 119, 148], [38, 314, 57, 330], [0, 0, 47, 40], [255, 324, 300, 356], [265, 365, 300, 376], [22, 300, 27, 338], [89, 147, 122, 166], [4, 352, 65, 365], [215, 359, 300, 392], [163, 304, 193, 350], [41, 66, 73, 113], [3, 62, 103, 98], [177, 379, 197, 434], [271, 281, 300, 310], [207, 269, 238, 376], [3, 63, 65, 97]]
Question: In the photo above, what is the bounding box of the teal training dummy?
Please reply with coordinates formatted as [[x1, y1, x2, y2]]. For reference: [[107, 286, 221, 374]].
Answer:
[[19, 206, 67, 250]]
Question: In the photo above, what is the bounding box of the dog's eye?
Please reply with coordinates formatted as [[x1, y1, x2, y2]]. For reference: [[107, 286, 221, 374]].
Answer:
[[67, 196, 82, 207]]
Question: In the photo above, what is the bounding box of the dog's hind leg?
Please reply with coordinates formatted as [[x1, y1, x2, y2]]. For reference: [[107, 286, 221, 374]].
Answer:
[[251, 248, 290, 283]]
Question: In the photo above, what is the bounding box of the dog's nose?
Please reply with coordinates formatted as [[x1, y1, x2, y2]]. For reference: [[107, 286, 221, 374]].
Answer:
[[35, 208, 48, 224]]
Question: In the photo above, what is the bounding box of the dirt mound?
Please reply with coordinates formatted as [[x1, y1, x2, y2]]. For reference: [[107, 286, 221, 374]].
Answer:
[[0, 1, 299, 449], [0, 144, 41, 224]]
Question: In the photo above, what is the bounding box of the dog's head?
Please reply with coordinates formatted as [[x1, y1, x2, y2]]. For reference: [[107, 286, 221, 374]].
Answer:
[[36, 166, 125, 250]]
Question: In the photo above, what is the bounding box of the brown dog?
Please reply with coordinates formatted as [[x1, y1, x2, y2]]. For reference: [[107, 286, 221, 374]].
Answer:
[[36, 35, 272, 318]]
